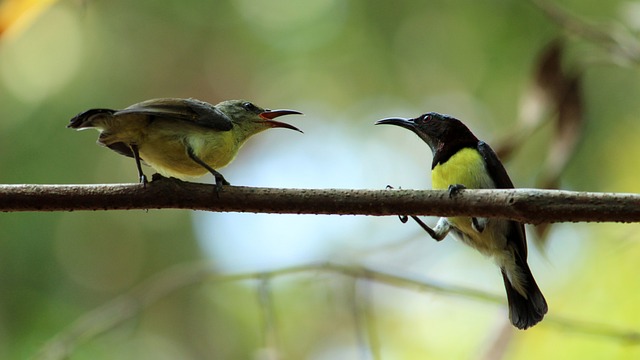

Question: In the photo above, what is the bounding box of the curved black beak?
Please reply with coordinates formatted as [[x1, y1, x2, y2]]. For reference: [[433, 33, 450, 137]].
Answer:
[[375, 117, 417, 131], [260, 109, 304, 133]]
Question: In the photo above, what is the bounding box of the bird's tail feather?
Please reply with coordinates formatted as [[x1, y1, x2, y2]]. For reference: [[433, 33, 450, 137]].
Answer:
[[67, 109, 115, 129], [501, 262, 547, 330]]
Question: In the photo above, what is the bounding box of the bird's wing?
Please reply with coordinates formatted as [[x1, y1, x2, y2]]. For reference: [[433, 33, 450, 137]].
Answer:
[[477, 141, 514, 189], [116, 98, 234, 131], [477, 141, 527, 257]]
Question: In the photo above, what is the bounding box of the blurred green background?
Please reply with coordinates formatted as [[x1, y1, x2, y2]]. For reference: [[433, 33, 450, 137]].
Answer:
[[1, 0, 640, 359]]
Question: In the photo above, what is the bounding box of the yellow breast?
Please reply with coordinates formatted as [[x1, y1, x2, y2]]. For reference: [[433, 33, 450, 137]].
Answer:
[[431, 147, 494, 190], [432, 147, 498, 244]]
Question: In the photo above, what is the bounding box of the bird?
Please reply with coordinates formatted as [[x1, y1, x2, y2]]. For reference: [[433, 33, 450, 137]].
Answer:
[[376, 112, 547, 330], [68, 98, 303, 189]]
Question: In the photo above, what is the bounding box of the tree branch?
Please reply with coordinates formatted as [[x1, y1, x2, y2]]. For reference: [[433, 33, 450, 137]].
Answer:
[[1, 178, 639, 223]]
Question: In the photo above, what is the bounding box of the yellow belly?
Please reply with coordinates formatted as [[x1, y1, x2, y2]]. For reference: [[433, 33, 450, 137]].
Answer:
[[138, 123, 238, 179]]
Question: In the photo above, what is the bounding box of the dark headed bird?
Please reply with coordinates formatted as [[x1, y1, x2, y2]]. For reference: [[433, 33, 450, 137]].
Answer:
[[376, 112, 547, 330], [68, 98, 303, 189]]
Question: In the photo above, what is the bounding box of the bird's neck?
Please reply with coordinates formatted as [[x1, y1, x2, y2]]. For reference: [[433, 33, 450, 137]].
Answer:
[[231, 123, 270, 148]]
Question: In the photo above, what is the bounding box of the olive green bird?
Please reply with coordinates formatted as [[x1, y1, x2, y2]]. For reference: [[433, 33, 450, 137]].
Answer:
[[68, 98, 302, 189], [376, 112, 547, 330]]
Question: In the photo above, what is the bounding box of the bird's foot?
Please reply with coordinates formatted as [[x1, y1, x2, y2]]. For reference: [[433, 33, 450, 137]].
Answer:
[[214, 175, 230, 195], [385, 185, 445, 241], [385, 185, 409, 223], [139, 174, 148, 188], [447, 184, 466, 198]]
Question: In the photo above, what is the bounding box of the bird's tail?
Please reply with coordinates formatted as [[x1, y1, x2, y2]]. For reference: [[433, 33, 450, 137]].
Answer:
[[67, 109, 115, 129], [501, 260, 548, 330]]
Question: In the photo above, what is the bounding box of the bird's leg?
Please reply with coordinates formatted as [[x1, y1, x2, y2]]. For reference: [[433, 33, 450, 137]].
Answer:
[[130, 144, 148, 186], [409, 216, 441, 241], [386, 184, 449, 242], [414, 216, 450, 241], [386, 185, 410, 223], [447, 183, 487, 233], [186, 146, 230, 193]]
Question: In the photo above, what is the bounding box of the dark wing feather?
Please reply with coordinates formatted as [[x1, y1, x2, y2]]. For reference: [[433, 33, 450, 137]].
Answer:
[[68, 109, 115, 129], [105, 142, 151, 166], [477, 141, 514, 189], [116, 98, 233, 131], [477, 141, 527, 257], [106, 142, 135, 159]]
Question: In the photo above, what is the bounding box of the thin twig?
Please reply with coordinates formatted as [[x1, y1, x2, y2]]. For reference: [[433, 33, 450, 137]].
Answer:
[[530, 0, 640, 64], [32, 262, 640, 360]]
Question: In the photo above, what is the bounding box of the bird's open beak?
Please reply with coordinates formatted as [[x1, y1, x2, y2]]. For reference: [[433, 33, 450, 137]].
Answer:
[[260, 109, 304, 133], [375, 117, 417, 131]]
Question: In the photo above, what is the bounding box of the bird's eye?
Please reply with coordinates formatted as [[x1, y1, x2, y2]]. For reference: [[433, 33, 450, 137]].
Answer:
[[242, 102, 260, 113]]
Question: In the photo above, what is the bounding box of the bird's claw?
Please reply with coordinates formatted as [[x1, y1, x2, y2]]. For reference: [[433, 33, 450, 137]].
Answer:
[[385, 184, 445, 241], [140, 174, 148, 188], [214, 175, 230, 196], [447, 184, 466, 198], [385, 185, 410, 223]]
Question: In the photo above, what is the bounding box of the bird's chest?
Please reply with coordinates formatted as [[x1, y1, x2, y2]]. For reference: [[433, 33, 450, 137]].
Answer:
[[188, 131, 239, 168], [431, 147, 506, 254], [431, 147, 494, 190]]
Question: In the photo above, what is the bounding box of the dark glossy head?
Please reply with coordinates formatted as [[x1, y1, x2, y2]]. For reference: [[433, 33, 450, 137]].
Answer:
[[376, 112, 478, 154]]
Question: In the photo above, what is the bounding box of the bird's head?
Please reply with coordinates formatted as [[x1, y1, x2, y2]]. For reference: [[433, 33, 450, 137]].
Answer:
[[375, 112, 477, 154], [216, 100, 303, 136]]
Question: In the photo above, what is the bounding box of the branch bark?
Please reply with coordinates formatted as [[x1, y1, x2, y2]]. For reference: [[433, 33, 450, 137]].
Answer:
[[1, 178, 639, 223]]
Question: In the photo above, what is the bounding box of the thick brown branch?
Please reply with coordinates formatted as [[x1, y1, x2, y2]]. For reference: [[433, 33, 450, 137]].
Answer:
[[0, 178, 639, 223]]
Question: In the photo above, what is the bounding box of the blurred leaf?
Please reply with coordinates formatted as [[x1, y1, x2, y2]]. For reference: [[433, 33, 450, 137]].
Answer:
[[535, 73, 584, 246], [0, 0, 57, 39], [494, 39, 586, 247], [496, 39, 564, 160], [538, 74, 584, 190]]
